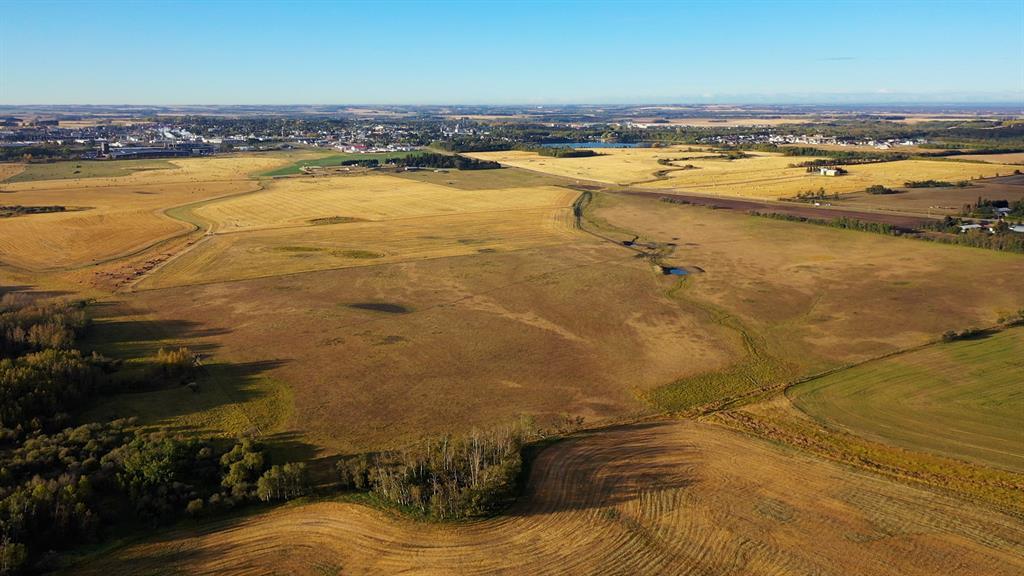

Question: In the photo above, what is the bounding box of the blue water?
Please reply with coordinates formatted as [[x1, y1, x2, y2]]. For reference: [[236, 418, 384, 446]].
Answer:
[[664, 268, 688, 276], [541, 142, 645, 149]]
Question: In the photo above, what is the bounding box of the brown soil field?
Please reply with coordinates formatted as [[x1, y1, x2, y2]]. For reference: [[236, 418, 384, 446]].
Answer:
[[71, 420, 1024, 576], [618, 189, 934, 230]]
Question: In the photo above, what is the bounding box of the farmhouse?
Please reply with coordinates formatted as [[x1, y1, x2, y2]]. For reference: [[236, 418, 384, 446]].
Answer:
[[819, 167, 840, 176]]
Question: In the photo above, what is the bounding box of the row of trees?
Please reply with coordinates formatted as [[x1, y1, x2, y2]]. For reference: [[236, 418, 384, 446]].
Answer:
[[385, 153, 500, 170]]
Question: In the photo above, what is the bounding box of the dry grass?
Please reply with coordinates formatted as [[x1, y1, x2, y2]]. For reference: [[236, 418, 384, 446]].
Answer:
[[587, 192, 1024, 409], [112, 242, 736, 451], [137, 207, 580, 289], [71, 421, 1024, 576], [193, 174, 578, 232], [0, 163, 26, 181]]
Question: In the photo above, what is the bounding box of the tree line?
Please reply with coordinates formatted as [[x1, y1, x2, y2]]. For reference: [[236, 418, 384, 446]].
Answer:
[[386, 153, 501, 170], [0, 292, 308, 574], [336, 424, 528, 520]]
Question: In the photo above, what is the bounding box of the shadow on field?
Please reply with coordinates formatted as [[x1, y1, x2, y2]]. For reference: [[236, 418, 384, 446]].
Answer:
[[512, 422, 697, 515], [83, 300, 234, 358]]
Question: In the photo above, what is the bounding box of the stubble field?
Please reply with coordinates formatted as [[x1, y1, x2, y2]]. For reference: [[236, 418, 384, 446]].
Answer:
[[72, 420, 1024, 576], [469, 148, 1020, 199]]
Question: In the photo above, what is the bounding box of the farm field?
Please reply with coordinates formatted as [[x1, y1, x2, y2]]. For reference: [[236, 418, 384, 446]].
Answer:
[[0, 155, 291, 269], [192, 173, 578, 232], [789, 327, 1024, 472], [71, 420, 1024, 576], [3, 158, 175, 183], [138, 207, 579, 288], [950, 152, 1024, 164], [833, 174, 1024, 216], [470, 148, 1020, 199], [468, 146, 721, 185]]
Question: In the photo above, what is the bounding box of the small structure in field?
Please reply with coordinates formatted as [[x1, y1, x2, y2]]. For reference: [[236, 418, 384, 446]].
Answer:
[[819, 167, 841, 176]]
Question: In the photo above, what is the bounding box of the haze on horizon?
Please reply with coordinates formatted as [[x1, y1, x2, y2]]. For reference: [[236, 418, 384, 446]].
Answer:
[[2, 0, 1022, 105]]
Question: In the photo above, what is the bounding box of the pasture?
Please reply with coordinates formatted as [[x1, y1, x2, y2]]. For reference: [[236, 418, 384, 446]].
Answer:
[[71, 421, 1024, 576], [586, 192, 1024, 409], [789, 327, 1024, 472]]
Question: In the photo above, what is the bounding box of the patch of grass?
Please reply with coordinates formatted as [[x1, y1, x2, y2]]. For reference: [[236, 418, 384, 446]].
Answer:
[[788, 327, 1024, 472], [309, 216, 361, 225], [5, 159, 175, 182], [260, 152, 417, 177], [329, 249, 383, 259]]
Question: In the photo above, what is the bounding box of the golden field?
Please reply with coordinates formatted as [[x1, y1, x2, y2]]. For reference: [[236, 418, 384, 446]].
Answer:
[[949, 152, 1024, 164], [0, 156, 292, 270], [1, 154, 1020, 575], [470, 148, 1020, 199], [193, 174, 578, 232], [137, 207, 579, 289]]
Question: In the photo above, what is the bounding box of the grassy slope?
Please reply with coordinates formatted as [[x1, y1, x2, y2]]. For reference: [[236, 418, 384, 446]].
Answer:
[[4, 159, 175, 182], [789, 327, 1024, 472]]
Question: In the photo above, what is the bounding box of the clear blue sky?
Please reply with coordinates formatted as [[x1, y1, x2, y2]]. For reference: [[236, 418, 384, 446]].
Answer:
[[2, 0, 1022, 104]]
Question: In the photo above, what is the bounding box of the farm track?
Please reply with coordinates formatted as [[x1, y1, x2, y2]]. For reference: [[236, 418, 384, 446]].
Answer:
[[73, 420, 1024, 576]]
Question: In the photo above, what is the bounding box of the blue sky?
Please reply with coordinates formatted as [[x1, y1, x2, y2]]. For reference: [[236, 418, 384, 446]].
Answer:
[[1, 0, 1022, 104]]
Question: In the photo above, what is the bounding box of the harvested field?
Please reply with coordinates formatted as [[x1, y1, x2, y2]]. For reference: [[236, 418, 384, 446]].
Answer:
[[470, 148, 1020, 199], [833, 175, 1024, 217], [192, 174, 578, 232], [950, 152, 1024, 164], [468, 147, 722, 185], [71, 421, 1024, 576], [0, 156, 290, 270], [789, 327, 1024, 472], [639, 158, 1020, 198], [138, 206, 579, 288]]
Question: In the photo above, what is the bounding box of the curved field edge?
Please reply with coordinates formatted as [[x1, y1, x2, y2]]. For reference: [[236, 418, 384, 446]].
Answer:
[[67, 420, 1024, 576]]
